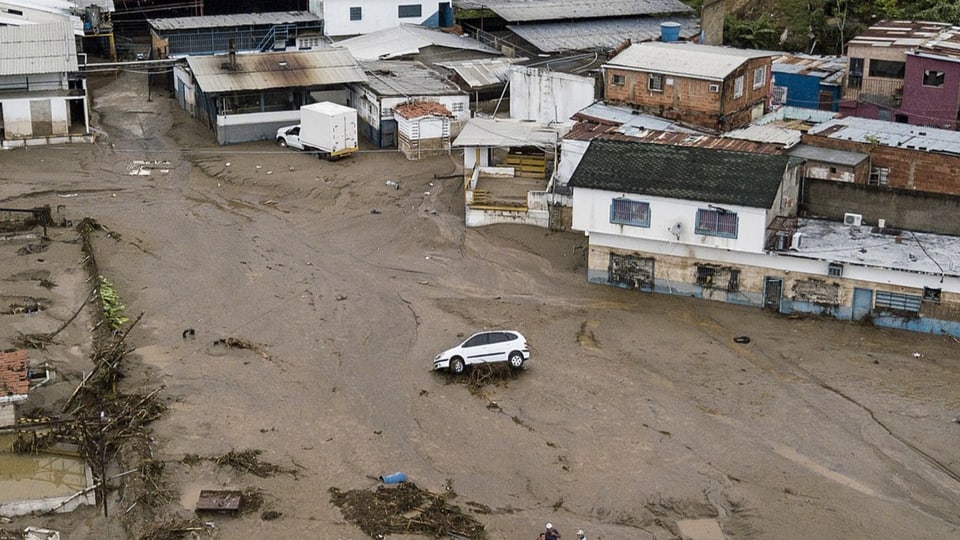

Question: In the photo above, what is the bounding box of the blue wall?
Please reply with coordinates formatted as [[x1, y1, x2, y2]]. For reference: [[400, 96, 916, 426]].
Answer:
[[773, 72, 841, 112]]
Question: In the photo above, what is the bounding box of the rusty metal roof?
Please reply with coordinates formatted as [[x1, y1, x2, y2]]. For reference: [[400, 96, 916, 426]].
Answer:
[[847, 20, 951, 48], [0, 21, 77, 75], [565, 123, 784, 154], [912, 25, 960, 62], [186, 49, 366, 93], [772, 54, 846, 85], [148, 11, 319, 31], [360, 60, 464, 96], [0, 349, 29, 397]]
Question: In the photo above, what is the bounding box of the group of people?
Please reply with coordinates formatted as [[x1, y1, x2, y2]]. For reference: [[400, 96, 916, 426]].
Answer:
[[537, 523, 586, 540]]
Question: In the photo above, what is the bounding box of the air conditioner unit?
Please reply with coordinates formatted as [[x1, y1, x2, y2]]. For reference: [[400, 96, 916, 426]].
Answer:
[[843, 212, 863, 226], [708, 84, 720, 93]]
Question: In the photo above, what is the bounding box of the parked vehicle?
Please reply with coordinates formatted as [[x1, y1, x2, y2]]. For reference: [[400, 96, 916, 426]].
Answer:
[[433, 331, 530, 374], [276, 101, 358, 160]]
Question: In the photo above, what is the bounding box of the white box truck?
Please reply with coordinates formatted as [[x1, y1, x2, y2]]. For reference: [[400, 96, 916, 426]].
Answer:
[[275, 101, 358, 160]]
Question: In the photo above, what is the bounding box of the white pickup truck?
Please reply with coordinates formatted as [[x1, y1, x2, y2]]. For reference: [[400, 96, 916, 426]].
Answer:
[[276, 125, 305, 150], [275, 102, 359, 160]]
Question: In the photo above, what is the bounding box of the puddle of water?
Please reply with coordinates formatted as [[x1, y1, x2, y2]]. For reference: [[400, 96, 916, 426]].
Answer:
[[0, 434, 90, 502]]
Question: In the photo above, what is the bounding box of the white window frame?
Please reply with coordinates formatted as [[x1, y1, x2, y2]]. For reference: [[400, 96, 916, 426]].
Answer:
[[648, 73, 664, 92], [612, 74, 625, 86], [733, 75, 744, 99], [753, 66, 766, 89]]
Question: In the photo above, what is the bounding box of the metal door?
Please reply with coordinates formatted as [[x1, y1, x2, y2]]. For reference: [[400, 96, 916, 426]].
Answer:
[[852, 288, 873, 320], [380, 119, 397, 148], [762, 277, 783, 313]]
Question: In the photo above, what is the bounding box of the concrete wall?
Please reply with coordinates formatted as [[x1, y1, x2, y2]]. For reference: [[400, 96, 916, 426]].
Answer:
[[803, 178, 960, 235], [603, 56, 771, 132], [572, 186, 774, 253], [322, 0, 439, 37], [216, 110, 301, 145], [583, 235, 960, 337], [1, 97, 71, 139], [801, 132, 960, 196], [509, 67, 595, 124]]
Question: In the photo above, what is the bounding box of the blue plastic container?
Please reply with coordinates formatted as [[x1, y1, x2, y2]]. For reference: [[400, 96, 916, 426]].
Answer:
[[380, 472, 407, 484], [660, 22, 682, 42]]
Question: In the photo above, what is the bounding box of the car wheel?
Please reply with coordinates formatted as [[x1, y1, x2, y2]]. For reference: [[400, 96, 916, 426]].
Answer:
[[508, 351, 524, 369], [277, 138, 287, 147], [450, 357, 465, 374]]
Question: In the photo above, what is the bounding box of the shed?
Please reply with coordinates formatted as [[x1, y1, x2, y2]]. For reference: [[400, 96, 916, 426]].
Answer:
[[395, 101, 454, 159]]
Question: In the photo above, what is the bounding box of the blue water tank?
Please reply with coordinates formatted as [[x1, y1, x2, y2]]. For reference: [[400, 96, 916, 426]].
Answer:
[[660, 22, 682, 42]]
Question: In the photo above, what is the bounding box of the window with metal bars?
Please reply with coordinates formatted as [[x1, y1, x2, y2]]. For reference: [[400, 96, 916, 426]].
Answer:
[[609, 198, 650, 227], [695, 208, 738, 238]]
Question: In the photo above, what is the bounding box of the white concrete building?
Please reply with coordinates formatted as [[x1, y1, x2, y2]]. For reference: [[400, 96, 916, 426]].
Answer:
[[569, 136, 960, 337], [508, 66, 595, 125], [0, 21, 91, 148], [347, 60, 467, 147], [314, 0, 455, 38]]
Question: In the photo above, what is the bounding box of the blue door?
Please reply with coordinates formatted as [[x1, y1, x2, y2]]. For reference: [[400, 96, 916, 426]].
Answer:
[[852, 288, 873, 320]]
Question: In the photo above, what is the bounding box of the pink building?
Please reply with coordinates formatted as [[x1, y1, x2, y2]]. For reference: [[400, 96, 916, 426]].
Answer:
[[841, 21, 960, 130]]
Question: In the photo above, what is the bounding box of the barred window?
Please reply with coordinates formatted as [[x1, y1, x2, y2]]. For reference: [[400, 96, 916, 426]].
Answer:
[[648, 74, 664, 92], [695, 208, 738, 238], [398, 4, 422, 18], [875, 291, 921, 313], [610, 198, 650, 227], [349, 6, 361, 20]]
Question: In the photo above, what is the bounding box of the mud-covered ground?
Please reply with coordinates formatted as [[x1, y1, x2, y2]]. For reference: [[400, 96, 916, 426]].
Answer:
[[2, 72, 959, 539]]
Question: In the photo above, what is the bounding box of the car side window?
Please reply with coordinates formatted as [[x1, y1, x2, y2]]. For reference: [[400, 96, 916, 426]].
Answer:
[[501, 332, 516, 342], [464, 334, 488, 347], [489, 332, 509, 344], [291, 127, 300, 135]]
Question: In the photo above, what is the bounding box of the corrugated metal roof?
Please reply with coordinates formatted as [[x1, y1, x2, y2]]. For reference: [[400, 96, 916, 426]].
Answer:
[[606, 41, 779, 80], [507, 17, 699, 53], [435, 57, 524, 88], [566, 122, 784, 154], [847, 20, 951, 48], [336, 23, 498, 61], [911, 25, 960, 62], [359, 60, 464, 96], [772, 54, 846, 85], [4, 0, 113, 14], [0, 2, 85, 34], [148, 11, 320, 31], [787, 144, 868, 167], [724, 123, 801, 148], [187, 48, 366, 94], [806, 117, 960, 155], [460, 0, 692, 23], [0, 21, 77, 75], [453, 118, 562, 147]]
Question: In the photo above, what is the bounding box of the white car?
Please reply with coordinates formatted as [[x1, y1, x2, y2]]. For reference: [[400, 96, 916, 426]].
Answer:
[[276, 125, 304, 150], [433, 331, 530, 374]]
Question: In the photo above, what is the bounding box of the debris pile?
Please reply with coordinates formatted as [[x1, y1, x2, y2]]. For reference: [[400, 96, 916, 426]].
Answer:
[[329, 481, 486, 539]]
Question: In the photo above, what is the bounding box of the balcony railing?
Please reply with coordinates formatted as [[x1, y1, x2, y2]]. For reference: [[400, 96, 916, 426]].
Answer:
[[843, 78, 903, 107]]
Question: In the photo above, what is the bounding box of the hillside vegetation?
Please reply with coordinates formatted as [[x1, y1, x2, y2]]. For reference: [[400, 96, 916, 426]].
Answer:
[[684, 0, 960, 55]]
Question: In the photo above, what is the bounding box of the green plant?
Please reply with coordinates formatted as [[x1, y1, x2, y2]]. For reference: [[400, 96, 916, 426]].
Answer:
[[97, 275, 129, 330]]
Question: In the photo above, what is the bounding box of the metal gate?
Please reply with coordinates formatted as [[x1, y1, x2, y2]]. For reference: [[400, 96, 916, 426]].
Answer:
[[851, 288, 873, 320], [762, 277, 783, 313]]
